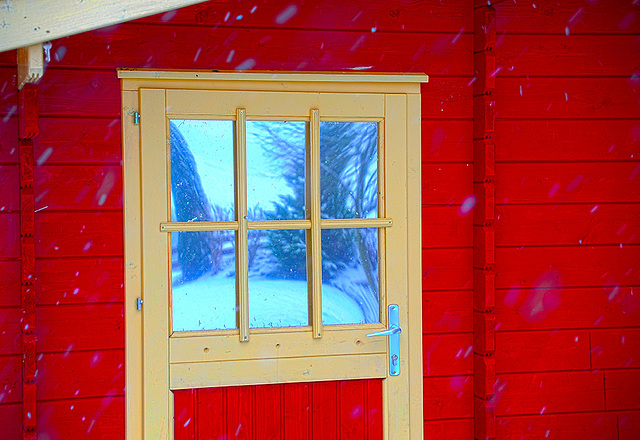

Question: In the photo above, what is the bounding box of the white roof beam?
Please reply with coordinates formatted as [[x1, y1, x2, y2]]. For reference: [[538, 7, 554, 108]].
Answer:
[[0, 0, 209, 53]]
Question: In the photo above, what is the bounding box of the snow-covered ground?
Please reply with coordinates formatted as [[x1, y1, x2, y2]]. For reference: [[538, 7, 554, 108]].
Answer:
[[172, 270, 366, 332]]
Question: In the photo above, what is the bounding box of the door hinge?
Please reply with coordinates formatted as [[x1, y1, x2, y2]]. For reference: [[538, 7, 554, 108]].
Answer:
[[134, 112, 140, 125], [136, 297, 143, 311]]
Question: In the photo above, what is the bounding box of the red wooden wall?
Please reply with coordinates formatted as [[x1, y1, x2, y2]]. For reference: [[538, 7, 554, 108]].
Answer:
[[0, 0, 638, 439], [490, 1, 640, 439]]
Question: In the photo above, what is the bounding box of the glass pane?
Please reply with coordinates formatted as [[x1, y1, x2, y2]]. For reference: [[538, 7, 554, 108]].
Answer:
[[171, 230, 237, 331], [246, 121, 306, 221], [170, 120, 235, 223], [321, 228, 379, 325], [320, 122, 378, 219], [248, 229, 308, 328]]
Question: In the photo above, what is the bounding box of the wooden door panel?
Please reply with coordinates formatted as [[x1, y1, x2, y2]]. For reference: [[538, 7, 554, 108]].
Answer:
[[174, 379, 383, 440]]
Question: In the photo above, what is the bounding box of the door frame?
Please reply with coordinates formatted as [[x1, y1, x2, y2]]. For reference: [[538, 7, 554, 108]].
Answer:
[[120, 70, 426, 439]]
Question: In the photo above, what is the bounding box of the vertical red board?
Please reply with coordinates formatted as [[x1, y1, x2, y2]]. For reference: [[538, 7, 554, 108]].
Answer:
[[366, 380, 383, 440], [255, 384, 282, 440], [339, 380, 365, 440], [173, 389, 195, 440], [226, 385, 255, 440], [283, 382, 310, 440], [196, 387, 226, 439], [312, 381, 339, 440]]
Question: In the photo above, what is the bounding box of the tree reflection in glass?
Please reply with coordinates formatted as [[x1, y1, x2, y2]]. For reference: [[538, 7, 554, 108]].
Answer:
[[169, 120, 380, 332]]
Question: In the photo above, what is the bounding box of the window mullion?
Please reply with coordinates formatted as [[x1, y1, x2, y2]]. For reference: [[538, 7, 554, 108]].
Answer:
[[235, 108, 250, 342], [308, 109, 323, 339], [378, 120, 387, 325]]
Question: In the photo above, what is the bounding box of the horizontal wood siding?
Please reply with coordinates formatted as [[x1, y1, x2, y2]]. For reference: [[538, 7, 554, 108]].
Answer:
[[0, 0, 475, 438], [492, 1, 640, 439], [2, 0, 636, 438]]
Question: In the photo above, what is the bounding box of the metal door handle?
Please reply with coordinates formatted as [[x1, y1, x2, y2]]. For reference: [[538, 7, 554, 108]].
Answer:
[[366, 304, 401, 376], [366, 326, 401, 337]]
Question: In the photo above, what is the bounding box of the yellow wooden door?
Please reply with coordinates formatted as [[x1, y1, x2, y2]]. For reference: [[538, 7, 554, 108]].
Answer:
[[121, 71, 426, 439]]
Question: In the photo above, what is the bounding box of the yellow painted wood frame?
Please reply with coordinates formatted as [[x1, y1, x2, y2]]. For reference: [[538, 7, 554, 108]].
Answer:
[[120, 71, 426, 439]]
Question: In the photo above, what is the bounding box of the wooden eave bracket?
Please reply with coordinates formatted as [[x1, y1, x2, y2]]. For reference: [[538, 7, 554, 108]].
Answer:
[[17, 44, 44, 91]]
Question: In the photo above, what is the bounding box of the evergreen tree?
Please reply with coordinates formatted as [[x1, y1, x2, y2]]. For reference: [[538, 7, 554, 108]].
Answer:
[[256, 121, 379, 321], [170, 122, 223, 281]]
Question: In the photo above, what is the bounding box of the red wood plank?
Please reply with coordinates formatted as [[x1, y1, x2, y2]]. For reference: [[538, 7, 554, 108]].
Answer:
[[226, 385, 255, 440], [0, 355, 22, 404], [0, 403, 21, 439], [495, 330, 591, 373], [423, 418, 473, 440], [36, 257, 124, 306], [35, 212, 123, 258], [423, 249, 472, 291], [137, 0, 472, 33], [34, 118, 122, 164], [0, 47, 15, 66], [423, 290, 472, 334], [495, 246, 640, 289], [0, 262, 20, 307], [618, 411, 640, 440], [174, 389, 195, 440], [421, 79, 473, 120], [423, 375, 473, 420], [38, 69, 120, 117], [495, 0, 640, 34], [50, 24, 471, 76], [422, 163, 473, 206], [35, 166, 122, 210], [422, 120, 472, 163], [283, 382, 309, 440], [19, 83, 39, 142], [37, 396, 125, 439], [365, 380, 382, 440], [195, 387, 226, 439], [0, 307, 21, 356], [423, 333, 473, 377], [36, 350, 124, 400], [495, 162, 640, 204], [496, 78, 640, 120], [0, 117, 18, 163], [605, 370, 640, 411], [0, 67, 17, 116], [494, 120, 640, 162], [497, 412, 617, 440], [422, 206, 472, 248], [21, 71, 469, 124], [338, 380, 365, 440], [37, 304, 124, 353], [255, 384, 282, 440], [0, 213, 19, 258], [0, 165, 19, 211], [311, 381, 338, 440], [591, 328, 640, 370], [498, 35, 640, 77], [496, 371, 604, 416], [496, 203, 640, 246], [496, 286, 640, 331]]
